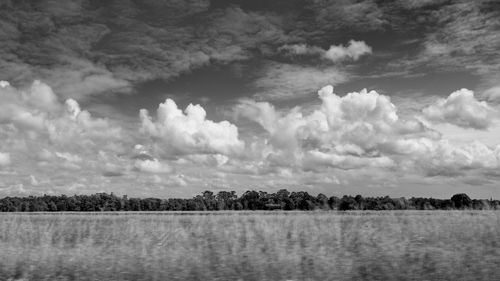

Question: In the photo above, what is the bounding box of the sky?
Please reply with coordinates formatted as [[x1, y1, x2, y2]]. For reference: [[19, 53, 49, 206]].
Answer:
[[1, 0, 500, 198]]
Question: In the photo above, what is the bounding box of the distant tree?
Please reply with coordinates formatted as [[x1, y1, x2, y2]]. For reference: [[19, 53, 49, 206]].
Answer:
[[290, 191, 315, 210], [276, 189, 290, 200], [274, 189, 293, 209], [328, 196, 340, 210], [354, 195, 365, 210], [282, 198, 295, 210], [317, 194, 329, 209], [451, 193, 472, 209], [47, 201, 58, 212], [439, 199, 454, 210], [234, 201, 244, 211], [381, 196, 396, 210], [0, 190, 495, 212], [472, 199, 490, 210], [202, 191, 217, 210], [129, 198, 142, 211], [339, 196, 358, 211], [240, 190, 261, 210], [216, 191, 236, 210], [121, 195, 129, 210]]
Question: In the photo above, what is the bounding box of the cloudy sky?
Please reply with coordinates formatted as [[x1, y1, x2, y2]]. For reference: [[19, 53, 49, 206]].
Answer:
[[1, 0, 500, 198]]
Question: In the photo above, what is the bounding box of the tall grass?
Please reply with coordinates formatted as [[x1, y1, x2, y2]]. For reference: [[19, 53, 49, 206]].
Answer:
[[0, 211, 499, 280]]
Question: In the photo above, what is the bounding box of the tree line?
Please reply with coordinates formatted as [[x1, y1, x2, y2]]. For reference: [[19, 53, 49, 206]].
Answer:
[[0, 190, 497, 212]]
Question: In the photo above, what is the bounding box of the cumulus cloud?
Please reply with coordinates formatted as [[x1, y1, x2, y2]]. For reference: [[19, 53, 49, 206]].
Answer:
[[395, 139, 500, 177], [484, 85, 500, 102], [1, 80, 500, 194], [140, 99, 244, 156], [244, 85, 432, 154], [166, 174, 188, 187], [0, 152, 11, 167], [324, 40, 372, 62], [279, 40, 372, 62], [238, 85, 430, 170], [180, 154, 230, 167], [0, 80, 56, 131], [303, 150, 395, 171], [0, 80, 121, 142], [134, 158, 172, 174], [129, 147, 173, 174], [237, 85, 500, 177], [422, 88, 497, 129], [0, 80, 128, 190]]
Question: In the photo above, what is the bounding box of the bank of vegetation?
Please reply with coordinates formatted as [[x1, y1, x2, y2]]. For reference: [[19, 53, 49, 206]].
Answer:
[[0, 190, 497, 212]]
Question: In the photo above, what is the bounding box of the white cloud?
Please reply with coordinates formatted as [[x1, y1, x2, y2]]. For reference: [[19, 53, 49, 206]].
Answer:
[[239, 85, 429, 170], [167, 174, 188, 187], [0, 80, 128, 192], [242, 85, 432, 155], [55, 152, 82, 163], [134, 158, 172, 174], [0, 152, 11, 167], [303, 150, 395, 171], [140, 99, 244, 156], [2, 79, 500, 195], [26, 80, 60, 111], [29, 175, 39, 186], [0, 80, 121, 142], [237, 85, 500, 177], [424, 42, 452, 56], [422, 88, 497, 129], [406, 140, 500, 177], [484, 85, 500, 102], [278, 43, 324, 56], [279, 40, 372, 63], [65, 99, 81, 119], [0, 80, 54, 131], [324, 40, 372, 62], [180, 154, 229, 166]]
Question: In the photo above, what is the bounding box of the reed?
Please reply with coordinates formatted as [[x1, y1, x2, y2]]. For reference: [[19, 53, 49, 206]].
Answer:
[[0, 211, 499, 280]]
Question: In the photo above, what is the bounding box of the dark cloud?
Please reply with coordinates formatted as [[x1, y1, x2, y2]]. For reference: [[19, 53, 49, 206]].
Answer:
[[97, 5, 291, 83], [252, 62, 347, 101], [386, 1, 500, 76], [0, 0, 294, 100], [102, 171, 124, 177], [308, 0, 387, 32], [0, 1, 128, 99], [3, 0, 498, 104]]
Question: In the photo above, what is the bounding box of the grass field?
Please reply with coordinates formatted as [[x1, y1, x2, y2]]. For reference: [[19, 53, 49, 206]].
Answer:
[[0, 211, 499, 281]]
